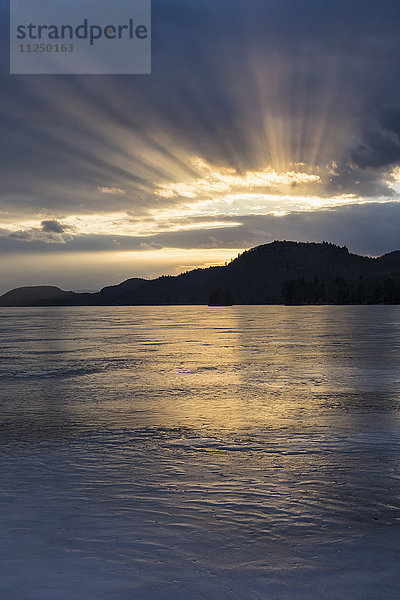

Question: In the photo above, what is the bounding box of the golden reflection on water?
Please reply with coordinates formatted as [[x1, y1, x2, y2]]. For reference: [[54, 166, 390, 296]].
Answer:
[[1, 305, 400, 440], [133, 305, 400, 435], [2, 305, 400, 598]]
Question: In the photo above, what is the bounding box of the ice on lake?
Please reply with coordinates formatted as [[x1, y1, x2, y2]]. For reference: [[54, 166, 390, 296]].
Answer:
[[1, 306, 400, 599]]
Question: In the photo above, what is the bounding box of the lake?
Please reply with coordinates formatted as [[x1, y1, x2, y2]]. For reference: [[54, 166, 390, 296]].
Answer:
[[0, 306, 399, 599]]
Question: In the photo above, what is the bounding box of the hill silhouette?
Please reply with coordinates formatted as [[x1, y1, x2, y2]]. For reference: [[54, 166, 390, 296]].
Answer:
[[0, 286, 75, 307], [2, 241, 400, 306]]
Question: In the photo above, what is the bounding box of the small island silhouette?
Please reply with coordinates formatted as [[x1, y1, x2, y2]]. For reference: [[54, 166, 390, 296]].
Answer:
[[2, 241, 400, 306]]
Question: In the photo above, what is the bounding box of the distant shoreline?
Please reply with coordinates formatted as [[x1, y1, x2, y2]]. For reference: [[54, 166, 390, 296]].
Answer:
[[2, 240, 400, 307]]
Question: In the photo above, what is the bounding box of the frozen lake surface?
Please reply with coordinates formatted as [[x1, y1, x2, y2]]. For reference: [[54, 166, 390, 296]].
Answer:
[[1, 305, 400, 599]]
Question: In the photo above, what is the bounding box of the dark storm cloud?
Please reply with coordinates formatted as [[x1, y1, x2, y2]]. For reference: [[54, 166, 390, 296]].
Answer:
[[326, 108, 400, 196], [325, 160, 396, 198], [350, 109, 400, 170], [9, 220, 73, 244], [41, 220, 69, 234]]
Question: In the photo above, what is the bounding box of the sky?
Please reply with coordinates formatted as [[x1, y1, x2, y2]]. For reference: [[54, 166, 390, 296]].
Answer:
[[2, 0, 400, 292]]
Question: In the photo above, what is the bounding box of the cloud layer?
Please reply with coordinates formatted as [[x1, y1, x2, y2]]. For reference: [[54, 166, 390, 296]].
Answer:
[[2, 0, 400, 290]]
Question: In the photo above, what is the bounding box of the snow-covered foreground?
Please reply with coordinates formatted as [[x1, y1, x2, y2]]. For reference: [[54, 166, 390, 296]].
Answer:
[[0, 306, 400, 599]]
